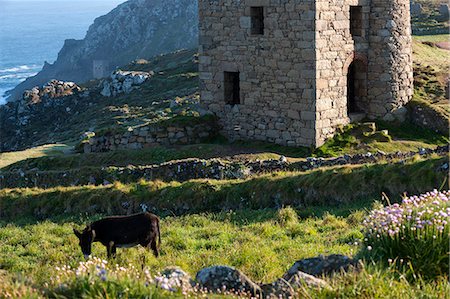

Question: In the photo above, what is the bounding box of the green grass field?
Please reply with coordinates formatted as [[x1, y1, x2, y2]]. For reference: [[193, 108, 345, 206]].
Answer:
[[1, 205, 449, 298], [0, 154, 448, 298]]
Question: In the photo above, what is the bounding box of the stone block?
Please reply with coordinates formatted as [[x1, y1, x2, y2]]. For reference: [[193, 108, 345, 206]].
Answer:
[[288, 110, 300, 120], [240, 17, 251, 29], [301, 111, 315, 120]]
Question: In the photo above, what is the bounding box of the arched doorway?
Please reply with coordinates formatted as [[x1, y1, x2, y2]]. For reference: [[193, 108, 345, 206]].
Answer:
[[346, 59, 367, 117]]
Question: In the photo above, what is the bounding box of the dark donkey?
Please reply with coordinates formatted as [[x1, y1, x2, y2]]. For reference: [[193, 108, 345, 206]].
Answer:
[[74, 212, 161, 259]]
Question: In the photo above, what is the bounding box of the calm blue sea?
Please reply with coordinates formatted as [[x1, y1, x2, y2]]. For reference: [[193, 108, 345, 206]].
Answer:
[[0, 0, 125, 104]]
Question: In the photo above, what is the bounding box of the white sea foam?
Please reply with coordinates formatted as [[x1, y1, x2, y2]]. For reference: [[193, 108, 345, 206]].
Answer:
[[0, 65, 39, 74], [0, 73, 38, 80]]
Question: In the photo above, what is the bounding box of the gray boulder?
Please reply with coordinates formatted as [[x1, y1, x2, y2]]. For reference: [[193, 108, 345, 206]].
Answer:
[[283, 254, 358, 278], [195, 265, 262, 296], [260, 278, 295, 299], [287, 271, 331, 290], [392, 106, 408, 122]]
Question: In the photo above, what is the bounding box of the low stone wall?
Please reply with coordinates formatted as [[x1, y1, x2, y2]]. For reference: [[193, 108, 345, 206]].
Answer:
[[1, 146, 448, 189], [0, 159, 246, 189], [81, 118, 219, 153]]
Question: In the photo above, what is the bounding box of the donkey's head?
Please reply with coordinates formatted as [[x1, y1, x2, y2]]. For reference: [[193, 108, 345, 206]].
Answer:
[[73, 226, 96, 259]]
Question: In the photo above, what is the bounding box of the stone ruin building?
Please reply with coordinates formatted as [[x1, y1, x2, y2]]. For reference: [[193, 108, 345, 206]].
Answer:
[[198, 0, 413, 147], [93, 60, 110, 79]]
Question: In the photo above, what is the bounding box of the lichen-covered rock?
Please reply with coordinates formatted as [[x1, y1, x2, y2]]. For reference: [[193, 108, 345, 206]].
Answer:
[[195, 265, 262, 296], [287, 271, 331, 290], [154, 267, 194, 292], [260, 278, 295, 299], [283, 254, 358, 278]]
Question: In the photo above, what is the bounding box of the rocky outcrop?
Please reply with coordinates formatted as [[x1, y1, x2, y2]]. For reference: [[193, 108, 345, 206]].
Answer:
[[22, 80, 82, 106], [17, 80, 84, 125], [0, 80, 88, 151], [6, 0, 198, 102], [100, 70, 153, 97]]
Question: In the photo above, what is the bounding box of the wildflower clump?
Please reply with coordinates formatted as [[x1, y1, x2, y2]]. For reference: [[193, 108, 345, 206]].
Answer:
[[362, 190, 450, 280], [50, 257, 155, 297]]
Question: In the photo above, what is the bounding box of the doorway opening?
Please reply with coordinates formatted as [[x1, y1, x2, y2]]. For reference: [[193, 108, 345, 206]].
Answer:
[[347, 59, 367, 117]]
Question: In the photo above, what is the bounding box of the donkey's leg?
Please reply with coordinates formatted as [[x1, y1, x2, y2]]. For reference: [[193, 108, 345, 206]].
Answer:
[[150, 238, 159, 257], [106, 241, 115, 258]]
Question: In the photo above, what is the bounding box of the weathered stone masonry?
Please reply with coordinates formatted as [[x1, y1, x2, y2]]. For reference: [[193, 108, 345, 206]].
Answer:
[[199, 0, 413, 147]]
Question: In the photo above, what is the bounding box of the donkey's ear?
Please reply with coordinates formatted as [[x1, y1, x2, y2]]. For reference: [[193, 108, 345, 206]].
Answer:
[[73, 228, 82, 238]]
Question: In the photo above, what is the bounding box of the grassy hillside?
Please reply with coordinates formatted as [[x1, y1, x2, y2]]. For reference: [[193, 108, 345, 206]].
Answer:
[[0, 50, 200, 152], [0, 144, 70, 170], [0, 29, 448, 299], [412, 35, 449, 118], [1, 155, 447, 221]]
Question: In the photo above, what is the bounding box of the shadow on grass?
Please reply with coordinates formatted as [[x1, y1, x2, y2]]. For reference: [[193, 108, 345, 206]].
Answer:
[[0, 156, 447, 226]]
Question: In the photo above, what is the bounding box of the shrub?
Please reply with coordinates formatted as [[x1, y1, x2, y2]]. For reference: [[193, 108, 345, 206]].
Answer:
[[361, 190, 449, 280], [275, 206, 298, 227]]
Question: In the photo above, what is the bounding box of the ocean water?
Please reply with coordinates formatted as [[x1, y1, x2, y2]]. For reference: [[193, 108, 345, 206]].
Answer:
[[0, 0, 125, 104]]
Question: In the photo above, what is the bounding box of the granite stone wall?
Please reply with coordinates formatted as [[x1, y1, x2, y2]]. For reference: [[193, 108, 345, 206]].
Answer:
[[199, 0, 413, 147], [314, 0, 371, 145], [367, 0, 414, 121], [199, 0, 317, 147]]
